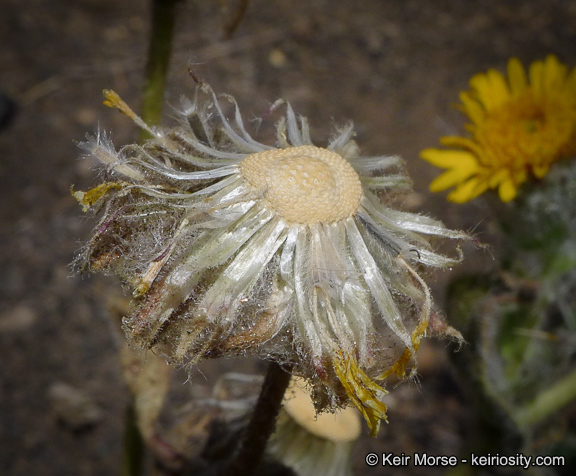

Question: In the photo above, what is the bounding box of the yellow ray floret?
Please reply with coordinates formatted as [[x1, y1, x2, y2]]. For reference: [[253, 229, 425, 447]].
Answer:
[[333, 351, 388, 438], [422, 55, 576, 203], [71, 182, 124, 212]]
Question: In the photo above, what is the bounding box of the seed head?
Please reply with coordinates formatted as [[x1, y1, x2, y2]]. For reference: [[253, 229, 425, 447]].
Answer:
[[239, 145, 362, 224], [74, 84, 468, 436]]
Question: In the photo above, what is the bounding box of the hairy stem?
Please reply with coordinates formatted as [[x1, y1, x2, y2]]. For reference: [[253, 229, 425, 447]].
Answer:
[[222, 361, 293, 476]]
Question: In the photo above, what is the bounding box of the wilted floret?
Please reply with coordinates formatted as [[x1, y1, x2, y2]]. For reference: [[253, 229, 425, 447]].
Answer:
[[74, 84, 467, 436]]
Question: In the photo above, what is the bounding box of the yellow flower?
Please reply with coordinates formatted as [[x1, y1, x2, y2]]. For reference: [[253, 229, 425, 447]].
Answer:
[[421, 55, 576, 202]]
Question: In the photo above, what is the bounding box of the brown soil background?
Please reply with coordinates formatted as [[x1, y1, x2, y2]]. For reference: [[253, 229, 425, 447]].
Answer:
[[1, 1, 576, 475]]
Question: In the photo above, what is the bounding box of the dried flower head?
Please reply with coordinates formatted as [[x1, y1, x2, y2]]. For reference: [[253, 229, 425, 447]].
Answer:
[[421, 55, 576, 203], [269, 377, 360, 476], [74, 83, 467, 436]]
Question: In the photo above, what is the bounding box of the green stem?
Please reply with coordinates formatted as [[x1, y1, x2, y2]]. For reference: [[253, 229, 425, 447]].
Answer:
[[221, 361, 293, 476], [122, 3, 182, 471], [140, 0, 183, 141], [122, 400, 145, 476], [514, 366, 576, 428]]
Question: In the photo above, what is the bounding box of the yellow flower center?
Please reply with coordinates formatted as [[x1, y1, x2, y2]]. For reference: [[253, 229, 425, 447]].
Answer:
[[473, 90, 576, 171], [239, 145, 362, 224]]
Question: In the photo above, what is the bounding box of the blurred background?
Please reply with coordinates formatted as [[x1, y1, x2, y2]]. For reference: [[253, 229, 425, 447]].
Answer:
[[1, 0, 575, 474]]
